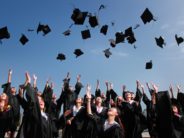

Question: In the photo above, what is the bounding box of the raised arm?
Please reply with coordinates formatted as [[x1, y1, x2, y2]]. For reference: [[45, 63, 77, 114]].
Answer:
[[169, 84, 174, 98], [95, 80, 101, 97], [134, 80, 143, 102], [8, 69, 12, 83], [86, 84, 92, 115], [75, 74, 83, 95], [151, 83, 158, 105]]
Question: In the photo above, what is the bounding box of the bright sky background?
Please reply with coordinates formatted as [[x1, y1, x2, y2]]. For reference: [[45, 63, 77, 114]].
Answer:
[[1, 0, 184, 101]]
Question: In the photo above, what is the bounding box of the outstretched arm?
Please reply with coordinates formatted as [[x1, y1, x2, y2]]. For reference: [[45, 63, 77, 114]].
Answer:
[[8, 69, 12, 83], [86, 84, 92, 115], [169, 84, 174, 98]]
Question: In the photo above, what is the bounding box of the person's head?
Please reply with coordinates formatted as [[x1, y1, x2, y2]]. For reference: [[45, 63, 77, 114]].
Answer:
[[0, 93, 9, 111], [95, 97, 102, 105], [125, 92, 132, 101], [131, 93, 135, 100], [69, 86, 74, 92], [172, 105, 179, 114], [76, 97, 83, 106], [38, 96, 45, 111], [11, 87, 16, 95], [107, 107, 118, 118]]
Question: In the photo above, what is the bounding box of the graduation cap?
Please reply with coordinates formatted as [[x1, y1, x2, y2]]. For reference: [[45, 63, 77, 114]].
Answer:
[[115, 32, 125, 44], [145, 60, 152, 69], [37, 23, 51, 36], [141, 8, 156, 24], [63, 29, 71, 36], [99, 4, 106, 11], [175, 34, 184, 46], [74, 49, 84, 58], [124, 27, 134, 37], [89, 15, 98, 28], [0, 26, 10, 40], [19, 34, 29, 45], [100, 25, 108, 35], [71, 8, 88, 25], [103, 48, 112, 58], [127, 35, 136, 44], [57, 53, 66, 61], [109, 39, 116, 48], [81, 29, 91, 39], [155, 36, 166, 48]]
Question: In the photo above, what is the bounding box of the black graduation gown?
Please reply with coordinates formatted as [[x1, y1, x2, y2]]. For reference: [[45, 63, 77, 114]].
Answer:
[[2, 82, 20, 131], [16, 83, 53, 138], [0, 108, 14, 137], [120, 101, 143, 138], [142, 93, 158, 137], [60, 79, 83, 113], [156, 91, 175, 138], [101, 123, 124, 138]]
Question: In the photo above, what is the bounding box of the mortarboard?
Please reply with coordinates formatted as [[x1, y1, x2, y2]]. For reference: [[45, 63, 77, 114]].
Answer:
[[115, 32, 125, 44], [103, 48, 112, 58], [175, 34, 184, 46], [89, 15, 98, 28], [19, 34, 29, 45], [63, 29, 71, 36], [141, 8, 155, 24], [109, 39, 116, 48], [124, 27, 134, 37], [57, 53, 66, 61], [0, 26, 10, 40], [127, 35, 136, 44], [100, 25, 108, 35], [37, 23, 51, 36], [74, 49, 84, 58], [71, 8, 88, 25], [81, 29, 91, 39], [155, 36, 166, 48], [145, 60, 152, 69]]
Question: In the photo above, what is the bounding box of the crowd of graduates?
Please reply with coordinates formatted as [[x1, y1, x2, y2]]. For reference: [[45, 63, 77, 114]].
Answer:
[[1, 70, 184, 138]]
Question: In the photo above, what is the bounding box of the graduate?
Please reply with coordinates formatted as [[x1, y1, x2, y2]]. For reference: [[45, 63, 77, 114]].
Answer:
[[86, 84, 124, 138], [16, 72, 54, 138], [1, 69, 20, 138]]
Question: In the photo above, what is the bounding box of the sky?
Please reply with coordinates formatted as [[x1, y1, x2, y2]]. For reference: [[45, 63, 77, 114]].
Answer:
[[1, 0, 184, 100]]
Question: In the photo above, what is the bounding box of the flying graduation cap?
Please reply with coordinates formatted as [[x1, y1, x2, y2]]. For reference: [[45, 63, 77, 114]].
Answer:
[[155, 36, 166, 48], [100, 25, 108, 35], [74, 49, 84, 58], [109, 39, 116, 48], [19, 34, 29, 45], [115, 32, 125, 44], [103, 48, 112, 58], [175, 34, 184, 46], [124, 27, 136, 44], [0, 26, 10, 40], [63, 29, 71, 36], [57, 53, 66, 61], [37, 23, 51, 36], [145, 60, 153, 69], [81, 29, 91, 39], [89, 15, 99, 28], [71, 8, 88, 25], [141, 8, 156, 24]]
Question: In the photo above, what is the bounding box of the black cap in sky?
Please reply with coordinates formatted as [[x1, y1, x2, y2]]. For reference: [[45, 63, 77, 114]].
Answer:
[[63, 29, 71, 36], [127, 35, 136, 44], [141, 8, 156, 24], [0, 26, 10, 40], [57, 53, 66, 61], [71, 8, 88, 25], [175, 34, 184, 46], [145, 60, 152, 69], [103, 48, 112, 58], [115, 32, 125, 44], [19, 34, 29, 45], [89, 15, 98, 28], [124, 27, 136, 44], [155, 36, 166, 48], [74, 49, 84, 58], [100, 25, 108, 35], [81, 29, 91, 39], [109, 39, 116, 48], [37, 23, 51, 36]]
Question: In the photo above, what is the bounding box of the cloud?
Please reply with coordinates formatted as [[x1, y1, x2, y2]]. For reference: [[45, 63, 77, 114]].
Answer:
[[113, 51, 129, 57]]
